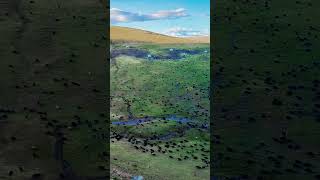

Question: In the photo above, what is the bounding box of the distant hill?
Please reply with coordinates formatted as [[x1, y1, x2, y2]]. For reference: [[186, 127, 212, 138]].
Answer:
[[186, 36, 210, 43], [110, 26, 210, 44]]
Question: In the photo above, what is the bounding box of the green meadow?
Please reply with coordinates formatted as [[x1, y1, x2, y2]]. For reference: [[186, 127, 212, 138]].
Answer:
[[0, 0, 108, 179], [110, 43, 210, 179], [213, 0, 320, 179]]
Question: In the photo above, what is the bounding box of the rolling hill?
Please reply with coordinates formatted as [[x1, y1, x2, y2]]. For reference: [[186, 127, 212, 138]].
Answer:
[[110, 26, 210, 44]]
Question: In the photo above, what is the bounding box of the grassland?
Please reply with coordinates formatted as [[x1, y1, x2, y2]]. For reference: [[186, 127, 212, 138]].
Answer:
[[111, 54, 209, 121], [213, 0, 320, 179], [110, 43, 210, 179], [0, 0, 108, 179], [111, 140, 209, 180], [111, 26, 210, 44]]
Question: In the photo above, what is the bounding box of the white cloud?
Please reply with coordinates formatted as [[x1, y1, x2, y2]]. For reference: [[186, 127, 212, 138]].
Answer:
[[111, 8, 188, 23], [163, 27, 209, 37]]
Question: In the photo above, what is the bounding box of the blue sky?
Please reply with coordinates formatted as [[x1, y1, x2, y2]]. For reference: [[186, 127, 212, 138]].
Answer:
[[110, 0, 210, 37]]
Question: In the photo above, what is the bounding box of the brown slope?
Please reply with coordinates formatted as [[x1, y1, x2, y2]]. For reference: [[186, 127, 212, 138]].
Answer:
[[110, 26, 209, 44]]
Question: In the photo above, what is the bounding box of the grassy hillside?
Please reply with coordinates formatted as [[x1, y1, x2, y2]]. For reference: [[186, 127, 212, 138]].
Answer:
[[111, 55, 210, 121], [186, 36, 210, 43], [111, 26, 210, 44], [0, 0, 108, 179]]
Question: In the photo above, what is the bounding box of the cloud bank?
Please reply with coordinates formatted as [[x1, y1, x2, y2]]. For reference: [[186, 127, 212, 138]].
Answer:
[[163, 27, 209, 37], [111, 8, 188, 23]]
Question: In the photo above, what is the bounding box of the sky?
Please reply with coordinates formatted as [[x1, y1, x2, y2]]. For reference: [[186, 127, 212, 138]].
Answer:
[[110, 0, 210, 37]]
